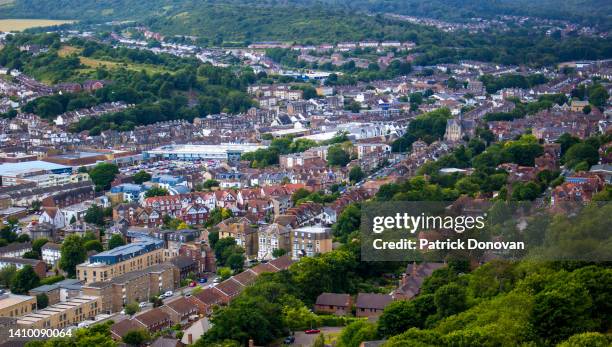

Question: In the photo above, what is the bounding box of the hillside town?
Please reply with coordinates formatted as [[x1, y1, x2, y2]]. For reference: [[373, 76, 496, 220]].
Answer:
[[0, 17, 610, 347]]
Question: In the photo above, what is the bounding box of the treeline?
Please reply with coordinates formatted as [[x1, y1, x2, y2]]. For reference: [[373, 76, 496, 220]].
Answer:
[[0, 33, 256, 133], [377, 259, 612, 346], [479, 74, 548, 94], [391, 108, 452, 152], [5, 1, 612, 66], [197, 242, 402, 346], [266, 48, 412, 84], [240, 137, 318, 168]]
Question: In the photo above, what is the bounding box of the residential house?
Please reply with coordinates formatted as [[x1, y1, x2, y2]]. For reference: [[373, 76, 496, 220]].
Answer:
[[355, 293, 393, 318], [38, 207, 66, 229], [41, 242, 62, 266], [392, 262, 445, 300], [161, 297, 199, 324], [314, 293, 352, 316]]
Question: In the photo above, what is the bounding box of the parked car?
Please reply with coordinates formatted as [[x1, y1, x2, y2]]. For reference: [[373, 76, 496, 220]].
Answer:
[[304, 329, 320, 334], [164, 291, 173, 297], [138, 302, 148, 308], [198, 278, 208, 283], [189, 281, 197, 287], [283, 336, 295, 344]]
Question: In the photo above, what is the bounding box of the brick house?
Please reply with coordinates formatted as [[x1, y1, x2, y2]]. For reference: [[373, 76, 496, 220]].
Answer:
[[314, 293, 352, 316], [355, 293, 393, 318]]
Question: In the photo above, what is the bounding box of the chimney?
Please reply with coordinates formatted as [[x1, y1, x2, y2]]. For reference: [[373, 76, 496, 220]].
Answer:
[[188, 333, 193, 344], [412, 261, 417, 277]]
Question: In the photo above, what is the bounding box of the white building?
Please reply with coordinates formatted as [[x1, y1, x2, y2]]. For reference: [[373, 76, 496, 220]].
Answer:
[[41, 243, 62, 266], [143, 143, 266, 162], [39, 207, 66, 229]]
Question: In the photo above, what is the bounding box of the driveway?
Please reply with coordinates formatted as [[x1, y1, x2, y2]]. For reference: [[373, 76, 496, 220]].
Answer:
[[291, 327, 343, 347]]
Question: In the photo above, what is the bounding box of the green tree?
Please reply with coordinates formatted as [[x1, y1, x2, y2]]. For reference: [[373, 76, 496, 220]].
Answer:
[[349, 166, 365, 183], [84, 239, 104, 252], [0, 265, 17, 288], [556, 133, 581, 155], [208, 230, 220, 249], [32, 238, 48, 255], [89, 163, 119, 191], [203, 295, 285, 346], [291, 188, 311, 204], [108, 233, 126, 250], [337, 320, 377, 347], [377, 294, 435, 337], [557, 332, 611, 347], [272, 248, 287, 258], [124, 302, 140, 315], [17, 234, 30, 243], [84, 204, 105, 226], [434, 283, 468, 318], [333, 203, 361, 242], [217, 267, 232, 281], [10, 265, 40, 294], [145, 186, 169, 198], [327, 145, 351, 167], [36, 293, 49, 309], [563, 143, 599, 169], [530, 282, 594, 344], [132, 170, 151, 184], [226, 252, 245, 272], [22, 251, 39, 259], [59, 235, 87, 278], [203, 179, 220, 189], [587, 84, 609, 109], [123, 329, 150, 346]]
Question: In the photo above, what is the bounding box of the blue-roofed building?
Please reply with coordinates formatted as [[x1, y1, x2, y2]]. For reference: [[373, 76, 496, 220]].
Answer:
[[110, 183, 146, 202], [149, 175, 190, 195], [89, 239, 164, 265], [77, 239, 165, 284]]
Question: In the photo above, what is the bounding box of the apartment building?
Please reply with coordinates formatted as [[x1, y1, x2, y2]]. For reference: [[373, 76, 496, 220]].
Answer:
[[16, 295, 101, 329], [82, 263, 178, 314], [0, 291, 36, 318], [290, 226, 333, 259], [76, 239, 165, 284]]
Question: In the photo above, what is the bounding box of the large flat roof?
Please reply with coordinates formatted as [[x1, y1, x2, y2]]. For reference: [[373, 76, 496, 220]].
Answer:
[[146, 143, 266, 155], [0, 161, 71, 176], [0, 293, 35, 310]]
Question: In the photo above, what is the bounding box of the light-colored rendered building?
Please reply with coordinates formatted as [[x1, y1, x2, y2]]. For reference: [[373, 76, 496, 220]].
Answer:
[[0, 292, 37, 318], [291, 226, 333, 259], [16, 295, 101, 329], [143, 143, 266, 162], [41, 243, 62, 266], [76, 239, 165, 284]]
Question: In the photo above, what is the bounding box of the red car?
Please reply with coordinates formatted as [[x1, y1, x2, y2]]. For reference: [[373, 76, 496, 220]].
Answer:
[[304, 329, 320, 334], [189, 281, 197, 287]]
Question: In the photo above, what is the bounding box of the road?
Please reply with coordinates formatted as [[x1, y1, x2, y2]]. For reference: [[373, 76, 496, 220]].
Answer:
[[162, 275, 219, 303], [291, 327, 342, 347]]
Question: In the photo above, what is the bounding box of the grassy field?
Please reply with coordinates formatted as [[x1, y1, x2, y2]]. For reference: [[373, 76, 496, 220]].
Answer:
[[0, 19, 75, 32], [59, 45, 170, 75]]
